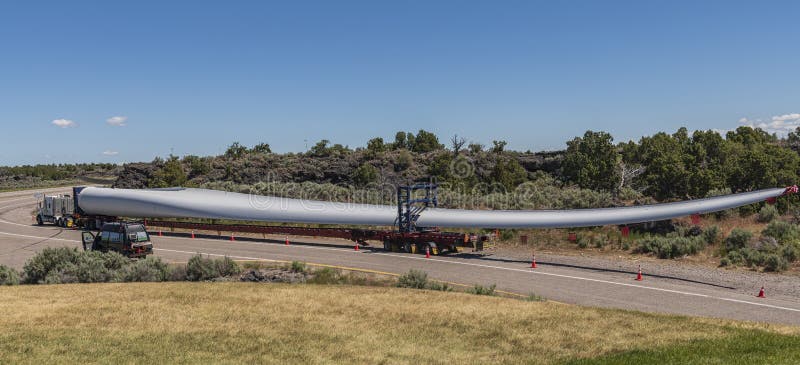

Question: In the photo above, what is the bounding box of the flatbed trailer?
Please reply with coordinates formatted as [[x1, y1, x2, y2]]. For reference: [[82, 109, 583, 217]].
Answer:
[[65, 185, 492, 255], [141, 219, 493, 255]]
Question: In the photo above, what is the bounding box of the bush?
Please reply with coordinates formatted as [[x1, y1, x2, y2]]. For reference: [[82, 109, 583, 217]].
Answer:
[[214, 256, 241, 277], [782, 244, 798, 262], [757, 205, 779, 223], [725, 229, 752, 253], [186, 255, 220, 281], [763, 254, 789, 272], [397, 269, 428, 289], [307, 267, 343, 285], [426, 281, 453, 291], [169, 265, 188, 281], [719, 257, 730, 267], [22, 247, 127, 284], [702, 226, 720, 245], [290, 261, 307, 273], [637, 236, 706, 259], [467, 284, 496, 296], [119, 257, 170, 282], [0, 264, 20, 285], [524, 293, 546, 302], [593, 235, 606, 248], [577, 235, 589, 249], [761, 221, 800, 243], [725, 251, 744, 265]]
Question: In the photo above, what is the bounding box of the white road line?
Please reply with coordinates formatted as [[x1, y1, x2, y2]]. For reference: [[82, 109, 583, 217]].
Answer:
[[2, 227, 799, 314]]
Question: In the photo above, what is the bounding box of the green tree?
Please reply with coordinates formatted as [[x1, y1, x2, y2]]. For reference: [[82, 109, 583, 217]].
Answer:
[[412, 130, 443, 153], [562, 131, 620, 192], [225, 142, 248, 159], [251, 142, 272, 154], [393, 131, 408, 150], [491, 140, 507, 153], [149, 155, 187, 188], [491, 158, 527, 191], [366, 137, 386, 156], [352, 163, 379, 186], [393, 150, 414, 171], [309, 139, 331, 157]]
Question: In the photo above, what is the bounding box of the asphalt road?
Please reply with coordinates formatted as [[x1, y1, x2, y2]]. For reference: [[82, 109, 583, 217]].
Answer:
[[1, 188, 799, 326]]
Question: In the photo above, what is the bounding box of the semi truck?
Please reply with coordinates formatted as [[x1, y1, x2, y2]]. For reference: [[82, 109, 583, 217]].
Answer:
[[36, 194, 75, 227], [36, 187, 116, 230]]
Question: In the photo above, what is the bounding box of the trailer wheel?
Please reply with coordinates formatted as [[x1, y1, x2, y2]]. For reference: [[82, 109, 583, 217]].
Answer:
[[383, 240, 392, 251], [403, 242, 413, 253]]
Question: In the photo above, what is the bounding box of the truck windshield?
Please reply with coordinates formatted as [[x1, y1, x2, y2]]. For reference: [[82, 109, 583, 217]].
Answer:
[[126, 224, 150, 242]]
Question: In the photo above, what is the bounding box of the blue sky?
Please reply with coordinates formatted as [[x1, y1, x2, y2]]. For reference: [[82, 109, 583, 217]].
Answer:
[[1, 1, 798, 166]]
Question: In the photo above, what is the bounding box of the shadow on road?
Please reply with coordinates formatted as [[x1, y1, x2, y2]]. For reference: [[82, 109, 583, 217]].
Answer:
[[453, 252, 737, 290]]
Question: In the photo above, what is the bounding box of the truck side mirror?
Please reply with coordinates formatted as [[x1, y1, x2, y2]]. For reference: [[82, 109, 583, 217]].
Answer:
[[81, 232, 95, 251]]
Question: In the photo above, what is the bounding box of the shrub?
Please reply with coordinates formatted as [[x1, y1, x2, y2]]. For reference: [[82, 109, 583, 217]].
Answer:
[[22, 247, 83, 284], [524, 293, 546, 302], [757, 205, 779, 223], [186, 255, 220, 281], [702, 226, 720, 245], [763, 254, 789, 272], [22, 247, 126, 284], [761, 221, 800, 243], [169, 265, 188, 281], [719, 257, 730, 267], [0, 264, 20, 285], [739, 248, 765, 268], [725, 229, 752, 253], [781, 244, 798, 262], [576, 235, 589, 249], [637, 236, 706, 259], [725, 251, 744, 265], [119, 257, 170, 282], [467, 284, 496, 296], [290, 261, 307, 273], [397, 269, 428, 289], [214, 256, 241, 277], [426, 281, 453, 291], [307, 267, 343, 285], [593, 235, 606, 248]]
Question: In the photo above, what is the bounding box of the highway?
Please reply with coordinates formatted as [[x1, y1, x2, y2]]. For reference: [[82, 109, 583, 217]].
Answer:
[[1, 188, 799, 326]]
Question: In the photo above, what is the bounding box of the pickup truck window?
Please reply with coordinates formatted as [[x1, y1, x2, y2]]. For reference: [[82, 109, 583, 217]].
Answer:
[[109, 232, 123, 243]]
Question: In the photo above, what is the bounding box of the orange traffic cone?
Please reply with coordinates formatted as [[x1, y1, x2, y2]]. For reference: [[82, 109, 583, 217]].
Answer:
[[354, 242, 359, 251], [230, 234, 235, 241], [158, 230, 162, 237], [425, 246, 431, 258], [191, 230, 195, 239], [531, 254, 537, 269], [635, 265, 643, 281], [757, 286, 766, 298], [285, 236, 290, 246]]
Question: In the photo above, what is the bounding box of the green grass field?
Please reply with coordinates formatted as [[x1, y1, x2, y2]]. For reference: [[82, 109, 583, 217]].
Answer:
[[0, 282, 797, 364]]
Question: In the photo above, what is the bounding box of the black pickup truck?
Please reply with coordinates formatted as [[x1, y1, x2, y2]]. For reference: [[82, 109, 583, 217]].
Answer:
[[81, 222, 153, 258]]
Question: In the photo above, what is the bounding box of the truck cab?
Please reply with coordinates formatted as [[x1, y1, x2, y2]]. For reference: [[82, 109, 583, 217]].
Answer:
[[81, 222, 153, 258]]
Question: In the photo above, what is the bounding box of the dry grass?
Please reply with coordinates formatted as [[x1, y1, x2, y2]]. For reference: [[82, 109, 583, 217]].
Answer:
[[0, 283, 797, 364]]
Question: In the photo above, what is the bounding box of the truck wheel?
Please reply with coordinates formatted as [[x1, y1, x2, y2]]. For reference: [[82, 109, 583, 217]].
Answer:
[[383, 240, 392, 251], [403, 242, 413, 253], [36, 215, 43, 226]]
